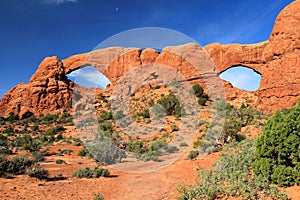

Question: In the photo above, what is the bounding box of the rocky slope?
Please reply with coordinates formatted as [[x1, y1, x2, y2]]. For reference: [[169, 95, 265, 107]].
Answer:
[[0, 0, 299, 118]]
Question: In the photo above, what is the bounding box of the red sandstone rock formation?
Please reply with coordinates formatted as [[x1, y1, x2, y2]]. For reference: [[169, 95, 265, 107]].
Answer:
[[0, 57, 73, 118], [0, 0, 299, 117]]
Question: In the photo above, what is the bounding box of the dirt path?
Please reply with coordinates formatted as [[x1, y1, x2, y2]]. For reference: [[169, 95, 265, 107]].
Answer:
[[0, 152, 219, 200]]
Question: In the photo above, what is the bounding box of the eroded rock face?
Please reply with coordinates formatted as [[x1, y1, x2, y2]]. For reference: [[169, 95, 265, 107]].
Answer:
[[0, 57, 73, 118], [205, 0, 300, 113], [0, 0, 299, 117]]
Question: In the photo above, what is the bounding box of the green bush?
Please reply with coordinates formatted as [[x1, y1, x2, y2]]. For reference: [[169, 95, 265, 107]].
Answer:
[[73, 167, 110, 178], [33, 152, 45, 163], [114, 110, 126, 120], [14, 135, 42, 153], [93, 193, 105, 200], [253, 101, 300, 187], [179, 142, 188, 147], [0, 155, 36, 177], [0, 155, 10, 177], [203, 99, 263, 152], [58, 112, 73, 124], [45, 125, 66, 136], [135, 109, 150, 118], [25, 164, 48, 180], [164, 145, 179, 153], [0, 148, 13, 155], [40, 114, 58, 125], [2, 126, 15, 135], [57, 149, 73, 156], [192, 84, 204, 98], [141, 150, 160, 162], [178, 140, 288, 200], [157, 92, 181, 117], [78, 147, 91, 157], [0, 134, 8, 146], [186, 150, 199, 160], [197, 97, 207, 106], [6, 112, 18, 123], [170, 124, 179, 132], [99, 110, 113, 122], [8, 156, 34, 175], [0, 117, 5, 125], [55, 159, 66, 164]]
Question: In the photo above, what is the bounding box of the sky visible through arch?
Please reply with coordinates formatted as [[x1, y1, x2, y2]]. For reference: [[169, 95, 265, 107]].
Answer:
[[0, 0, 294, 97]]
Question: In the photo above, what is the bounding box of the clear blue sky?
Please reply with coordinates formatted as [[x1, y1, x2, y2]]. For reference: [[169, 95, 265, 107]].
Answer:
[[0, 0, 294, 98]]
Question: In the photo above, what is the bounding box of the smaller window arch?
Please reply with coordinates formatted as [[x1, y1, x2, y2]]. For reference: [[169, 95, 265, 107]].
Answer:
[[66, 66, 111, 89], [219, 66, 261, 91]]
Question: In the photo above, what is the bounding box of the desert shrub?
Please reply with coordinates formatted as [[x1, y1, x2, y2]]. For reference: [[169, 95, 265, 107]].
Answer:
[[164, 145, 179, 153], [0, 148, 13, 155], [2, 126, 15, 135], [127, 140, 147, 154], [179, 142, 188, 147], [135, 109, 150, 119], [193, 139, 204, 148], [40, 114, 58, 125], [33, 152, 45, 163], [253, 101, 300, 187], [45, 125, 66, 136], [192, 83, 209, 106], [93, 193, 105, 200], [99, 110, 113, 122], [141, 150, 160, 162], [93, 167, 110, 177], [178, 139, 288, 200], [73, 167, 110, 178], [13, 135, 42, 153], [197, 97, 207, 106], [56, 132, 64, 141], [0, 134, 8, 147], [55, 159, 66, 164], [99, 122, 113, 135], [7, 156, 34, 175], [20, 123, 29, 134], [6, 112, 18, 123], [0, 117, 5, 125], [59, 112, 73, 123], [97, 93, 105, 100], [150, 140, 167, 151], [78, 147, 92, 157], [31, 123, 39, 133], [89, 134, 126, 164], [25, 164, 48, 180], [170, 124, 179, 132], [114, 110, 126, 120], [0, 155, 10, 177], [192, 83, 204, 98], [157, 92, 181, 117], [203, 99, 263, 152], [21, 136, 42, 153], [152, 85, 161, 89], [57, 149, 73, 156], [186, 150, 199, 160]]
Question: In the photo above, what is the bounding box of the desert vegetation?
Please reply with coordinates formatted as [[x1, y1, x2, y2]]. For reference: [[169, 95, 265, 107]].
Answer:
[[178, 99, 300, 199], [253, 100, 300, 187], [178, 139, 288, 200], [0, 81, 299, 200]]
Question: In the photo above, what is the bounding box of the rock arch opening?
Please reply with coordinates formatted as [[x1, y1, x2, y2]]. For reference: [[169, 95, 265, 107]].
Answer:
[[66, 66, 111, 89], [219, 66, 261, 91]]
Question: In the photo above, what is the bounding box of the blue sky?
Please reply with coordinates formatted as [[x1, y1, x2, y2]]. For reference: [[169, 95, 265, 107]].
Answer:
[[0, 0, 294, 98]]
